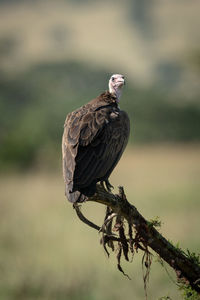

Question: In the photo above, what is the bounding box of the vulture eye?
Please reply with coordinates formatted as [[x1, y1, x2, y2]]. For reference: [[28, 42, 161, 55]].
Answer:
[[112, 77, 115, 81]]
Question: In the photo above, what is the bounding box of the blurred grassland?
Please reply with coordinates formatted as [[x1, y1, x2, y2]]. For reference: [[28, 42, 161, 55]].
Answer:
[[0, 1, 200, 299], [1, 145, 200, 300], [0, 0, 200, 170], [0, 0, 200, 89], [1, 61, 200, 170]]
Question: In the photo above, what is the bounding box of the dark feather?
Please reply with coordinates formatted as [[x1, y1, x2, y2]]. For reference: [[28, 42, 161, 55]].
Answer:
[[62, 91, 130, 203]]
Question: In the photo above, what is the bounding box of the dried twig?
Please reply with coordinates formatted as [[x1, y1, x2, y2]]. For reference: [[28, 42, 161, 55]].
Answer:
[[85, 184, 200, 294], [72, 184, 200, 295], [73, 203, 100, 231]]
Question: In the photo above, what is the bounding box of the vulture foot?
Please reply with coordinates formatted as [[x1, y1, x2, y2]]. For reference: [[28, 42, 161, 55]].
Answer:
[[103, 179, 114, 192]]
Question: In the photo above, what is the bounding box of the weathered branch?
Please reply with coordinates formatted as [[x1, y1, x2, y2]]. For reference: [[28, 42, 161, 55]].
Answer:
[[73, 203, 101, 231], [85, 184, 200, 294]]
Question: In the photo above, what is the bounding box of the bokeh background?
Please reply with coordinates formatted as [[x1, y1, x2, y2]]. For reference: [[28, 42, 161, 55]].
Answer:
[[0, 1, 200, 299]]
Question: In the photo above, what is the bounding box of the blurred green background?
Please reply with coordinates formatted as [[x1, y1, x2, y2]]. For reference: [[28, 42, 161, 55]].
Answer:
[[0, 0, 200, 299]]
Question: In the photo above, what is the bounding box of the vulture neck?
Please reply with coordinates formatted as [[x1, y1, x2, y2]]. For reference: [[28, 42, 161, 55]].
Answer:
[[109, 87, 122, 102]]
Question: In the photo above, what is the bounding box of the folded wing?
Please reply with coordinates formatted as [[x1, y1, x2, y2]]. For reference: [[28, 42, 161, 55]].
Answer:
[[62, 103, 130, 201]]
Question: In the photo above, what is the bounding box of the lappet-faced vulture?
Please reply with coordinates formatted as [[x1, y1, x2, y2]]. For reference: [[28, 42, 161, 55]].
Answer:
[[62, 74, 130, 203]]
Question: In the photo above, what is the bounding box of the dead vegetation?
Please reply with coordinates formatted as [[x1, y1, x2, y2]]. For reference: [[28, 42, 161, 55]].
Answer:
[[73, 184, 200, 298]]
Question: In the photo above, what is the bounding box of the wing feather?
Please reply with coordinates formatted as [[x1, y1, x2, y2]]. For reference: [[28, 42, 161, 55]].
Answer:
[[62, 102, 130, 195]]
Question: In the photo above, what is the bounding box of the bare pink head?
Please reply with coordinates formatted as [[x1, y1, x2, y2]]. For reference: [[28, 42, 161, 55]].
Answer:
[[109, 74, 125, 101]]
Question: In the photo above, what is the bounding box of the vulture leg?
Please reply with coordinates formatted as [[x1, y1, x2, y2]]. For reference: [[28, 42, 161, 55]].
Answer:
[[100, 180, 106, 190], [105, 179, 114, 192]]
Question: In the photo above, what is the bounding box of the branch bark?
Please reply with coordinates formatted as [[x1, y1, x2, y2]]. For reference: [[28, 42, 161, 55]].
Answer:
[[85, 184, 200, 294]]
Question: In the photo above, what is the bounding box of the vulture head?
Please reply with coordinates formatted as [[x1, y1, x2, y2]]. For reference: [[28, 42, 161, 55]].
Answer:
[[109, 74, 125, 101]]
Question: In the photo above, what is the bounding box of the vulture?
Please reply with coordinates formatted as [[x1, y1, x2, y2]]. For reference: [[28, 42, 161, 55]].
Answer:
[[62, 74, 130, 203]]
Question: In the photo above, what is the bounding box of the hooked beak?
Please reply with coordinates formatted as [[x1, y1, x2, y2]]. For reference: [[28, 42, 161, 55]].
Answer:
[[116, 78, 125, 87]]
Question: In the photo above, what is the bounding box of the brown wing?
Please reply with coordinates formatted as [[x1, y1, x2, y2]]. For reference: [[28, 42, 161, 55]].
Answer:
[[62, 105, 130, 195], [62, 104, 108, 191]]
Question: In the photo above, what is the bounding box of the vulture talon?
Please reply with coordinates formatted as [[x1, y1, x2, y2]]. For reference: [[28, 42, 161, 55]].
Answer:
[[100, 181, 106, 190], [105, 179, 114, 192]]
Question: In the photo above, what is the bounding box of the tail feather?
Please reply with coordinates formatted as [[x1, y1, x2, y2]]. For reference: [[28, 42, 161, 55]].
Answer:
[[65, 187, 86, 203], [65, 183, 97, 203]]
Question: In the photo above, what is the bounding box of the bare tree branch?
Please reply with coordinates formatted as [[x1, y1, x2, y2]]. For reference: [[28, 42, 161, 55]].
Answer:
[[84, 184, 200, 294], [73, 203, 101, 231]]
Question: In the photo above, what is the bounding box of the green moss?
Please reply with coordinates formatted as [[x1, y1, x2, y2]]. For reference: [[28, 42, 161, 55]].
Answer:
[[147, 216, 162, 229], [179, 284, 200, 300], [185, 250, 200, 267]]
